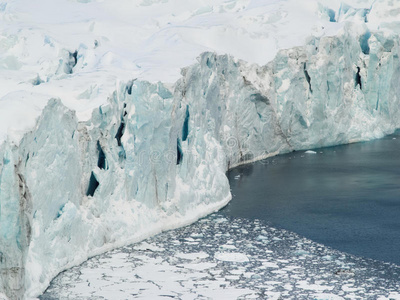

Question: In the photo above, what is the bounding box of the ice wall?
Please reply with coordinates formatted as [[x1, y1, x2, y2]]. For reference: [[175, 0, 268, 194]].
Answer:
[[0, 25, 400, 299]]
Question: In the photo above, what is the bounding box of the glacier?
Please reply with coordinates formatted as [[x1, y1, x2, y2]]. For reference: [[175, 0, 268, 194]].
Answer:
[[1, 20, 400, 298], [0, 0, 400, 299]]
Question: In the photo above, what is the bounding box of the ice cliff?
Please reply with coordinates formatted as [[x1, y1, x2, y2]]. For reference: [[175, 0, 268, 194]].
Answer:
[[1, 23, 400, 299]]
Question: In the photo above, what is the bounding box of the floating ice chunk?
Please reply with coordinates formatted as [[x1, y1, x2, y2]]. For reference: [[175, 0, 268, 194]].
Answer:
[[134, 242, 164, 252], [305, 150, 317, 154], [313, 293, 345, 300], [378, 293, 400, 300], [219, 244, 237, 250], [296, 280, 334, 291], [262, 262, 279, 268], [178, 262, 217, 270], [294, 250, 310, 256], [175, 252, 209, 260], [214, 218, 228, 223], [342, 284, 358, 292], [214, 252, 249, 263]]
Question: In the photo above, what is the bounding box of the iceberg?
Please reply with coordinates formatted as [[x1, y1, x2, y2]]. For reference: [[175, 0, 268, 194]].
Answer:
[[1, 5, 400, 299]]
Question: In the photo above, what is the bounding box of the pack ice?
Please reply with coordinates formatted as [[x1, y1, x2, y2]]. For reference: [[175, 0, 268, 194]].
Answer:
[[0, 0, 400, 299]]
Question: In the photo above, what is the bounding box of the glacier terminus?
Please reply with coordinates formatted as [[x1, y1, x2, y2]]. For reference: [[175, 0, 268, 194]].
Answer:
[[0, 0, 400, 299]]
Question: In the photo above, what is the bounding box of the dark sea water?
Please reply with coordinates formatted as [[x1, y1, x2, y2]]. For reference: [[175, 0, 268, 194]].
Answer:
[[223, 131, 400, 266]]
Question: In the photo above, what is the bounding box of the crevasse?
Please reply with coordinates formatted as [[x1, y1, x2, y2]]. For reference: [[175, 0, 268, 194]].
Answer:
[[0, 25, 400, 299]]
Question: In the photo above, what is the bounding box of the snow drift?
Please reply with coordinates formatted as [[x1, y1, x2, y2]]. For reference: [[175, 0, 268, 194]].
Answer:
[[1, 23, 400, 299]]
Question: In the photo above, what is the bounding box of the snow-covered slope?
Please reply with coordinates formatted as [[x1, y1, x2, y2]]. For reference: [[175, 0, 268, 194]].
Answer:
[[0, 0, 380, 144], [1, 0, 400, 299]]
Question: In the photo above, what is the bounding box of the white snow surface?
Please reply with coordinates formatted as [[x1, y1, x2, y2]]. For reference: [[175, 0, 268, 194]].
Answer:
[[0, 0, 391, 144], [1, 0, 400, 299]]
